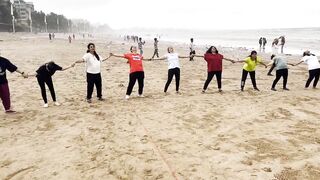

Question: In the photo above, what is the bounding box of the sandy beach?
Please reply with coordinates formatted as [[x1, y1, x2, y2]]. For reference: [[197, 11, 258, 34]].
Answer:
[[0, 32, 320, 179]]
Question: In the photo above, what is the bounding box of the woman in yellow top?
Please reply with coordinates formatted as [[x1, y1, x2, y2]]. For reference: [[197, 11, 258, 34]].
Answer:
[[236, 50, 267, 91]]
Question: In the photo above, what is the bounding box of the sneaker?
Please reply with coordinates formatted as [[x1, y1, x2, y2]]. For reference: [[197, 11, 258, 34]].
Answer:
[[267, 73, 273, 76], [201, 90, 206, 93], [138, 94, 144, 98], [271, 88, 277, 91], [54, 102, 61, 106], [176, 91, 181, 94], [125, 95, 130, 100], [283, 88, 290, 91], [43, 103, 49, 108], [87, 99, 92, 103], [218, 89, 223, 93], [98, 97, 105, 101], [5, 109, 16, 113], [254, 87, 260, 91]]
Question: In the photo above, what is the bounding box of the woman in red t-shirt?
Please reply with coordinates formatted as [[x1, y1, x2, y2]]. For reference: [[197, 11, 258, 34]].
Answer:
[[110, 46, 151, 100], [195, 46, 235, 93]]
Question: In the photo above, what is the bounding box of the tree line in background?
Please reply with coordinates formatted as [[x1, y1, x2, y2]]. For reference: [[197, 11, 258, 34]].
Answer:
[[0, 0, 100, 33]]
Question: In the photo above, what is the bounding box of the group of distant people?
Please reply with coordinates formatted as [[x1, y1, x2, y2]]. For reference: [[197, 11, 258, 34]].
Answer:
[[1, 38, 319, 113], [259, 36, 286, 54]]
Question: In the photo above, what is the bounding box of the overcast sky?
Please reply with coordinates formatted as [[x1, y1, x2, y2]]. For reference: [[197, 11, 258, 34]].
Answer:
[[31, 0, 320, 30]]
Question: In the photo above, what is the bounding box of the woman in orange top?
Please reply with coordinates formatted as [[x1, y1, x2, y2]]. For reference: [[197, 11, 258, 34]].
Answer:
[[110, 46, 151, 100]]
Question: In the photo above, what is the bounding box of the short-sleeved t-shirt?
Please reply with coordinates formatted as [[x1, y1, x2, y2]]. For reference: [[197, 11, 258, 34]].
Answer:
[[273, 57, 288, 70], [302, 55, 320, 70], [0, 57, 18, 84], [124, 53, 144, 73], [82, 53, 102, 74], [36, 62, 62, 79], [204, 53, 224, 72], [243, 56, 262, 72], [163, 53, 180, 69]]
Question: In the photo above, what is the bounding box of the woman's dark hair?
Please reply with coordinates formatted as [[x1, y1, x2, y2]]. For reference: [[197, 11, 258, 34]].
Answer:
[[86, 43, 100, 60], [249, 50, 257, 57], [167, 47, 173, 53], [303, 51, 315, 57], [130, 46, 136, 52], [206, 46, 219, 54], [154, 38, 157, 41], [46, 61, 55, 71]]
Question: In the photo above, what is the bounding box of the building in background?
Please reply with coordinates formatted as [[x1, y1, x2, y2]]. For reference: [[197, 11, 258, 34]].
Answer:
[[13, 0, 34, 28]]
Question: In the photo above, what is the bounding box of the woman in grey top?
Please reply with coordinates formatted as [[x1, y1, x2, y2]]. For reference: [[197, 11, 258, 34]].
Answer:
[[267, 54, 294, 91]]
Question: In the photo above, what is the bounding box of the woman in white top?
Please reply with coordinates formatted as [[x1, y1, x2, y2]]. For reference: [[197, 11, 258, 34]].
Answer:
[[293, 51, 320, 88], [151, 46, 191, 93], [75, 43, 110, 103]]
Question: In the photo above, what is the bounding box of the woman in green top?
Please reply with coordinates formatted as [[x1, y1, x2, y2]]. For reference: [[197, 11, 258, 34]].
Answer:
[[236, 50, 267, 91]]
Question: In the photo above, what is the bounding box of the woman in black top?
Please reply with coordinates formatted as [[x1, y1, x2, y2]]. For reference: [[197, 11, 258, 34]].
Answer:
[[29, 61, 75, 108]]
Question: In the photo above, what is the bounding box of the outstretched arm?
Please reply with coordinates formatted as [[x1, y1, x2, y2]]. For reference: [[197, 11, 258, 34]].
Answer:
[[259, 62, 268, 68], [75, 59, 85, 64], [292, 60, 304, 66], [223, 57, 236, 63], [102, 55, 111, 62], [179, 55, 193, 59], [151, 57, 166, 61], [110, 53, 125, 58], [193, 54, 204, 58], [61, 63, 76, 71], [15, 69, 28, 78]]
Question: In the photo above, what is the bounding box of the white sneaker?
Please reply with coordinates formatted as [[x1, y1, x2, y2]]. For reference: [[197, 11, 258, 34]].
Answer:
[[138, 94, 144, 98], [43, 103, 49, 108], [54, 102, 61, 106], [125, 95, 130, 100]]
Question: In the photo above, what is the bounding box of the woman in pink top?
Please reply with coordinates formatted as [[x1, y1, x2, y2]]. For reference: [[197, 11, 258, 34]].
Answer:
[[195, 46, 235, 93]]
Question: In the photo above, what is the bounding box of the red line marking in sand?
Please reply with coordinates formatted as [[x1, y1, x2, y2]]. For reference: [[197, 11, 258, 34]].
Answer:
[[139, 119, 179, 180]]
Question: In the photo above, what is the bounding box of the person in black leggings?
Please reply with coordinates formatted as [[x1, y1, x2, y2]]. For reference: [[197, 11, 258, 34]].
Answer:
[[194, 46, 235, 93], [267, 54, 294, 91], [236, 51, 268, 91], [150, 46, 190, 94], [29, 61, 75, 107], [293, 51, 320, 88]]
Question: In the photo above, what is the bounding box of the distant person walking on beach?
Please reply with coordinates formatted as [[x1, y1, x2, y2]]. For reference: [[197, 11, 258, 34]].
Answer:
[[236, 50, 268, 91], [194, 46, 236, 93], [0, 55, 27, 113], [138, 38, 145, 55], [73, 34, 75, 40], [293, 51, 320, 89], [75, 43, 110, 103], [28, 61, 75, 107], [267, 54, 294, 91], [49, 33, 52, 40], [150, 46, 191, 94], [262, 37, 267, 52], [278, 36, 285, 54], [68, 35, 72, 43], [151, 38, 159, 58], [189, 38, 195, 61], [52, 33, 55, 39], [272, 38, 279, 54], [259, 37, 263, 51]]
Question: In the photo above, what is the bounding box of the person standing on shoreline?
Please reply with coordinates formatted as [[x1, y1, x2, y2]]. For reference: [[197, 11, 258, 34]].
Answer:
[[189, 38, 195, 61], [279, 36, 286, 54], [151, 38, 159, 58], [138, 38, 145, 55]]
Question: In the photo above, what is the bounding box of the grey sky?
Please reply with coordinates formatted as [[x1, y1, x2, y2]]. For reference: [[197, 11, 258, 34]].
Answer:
[[31, 0, 320, 30]]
